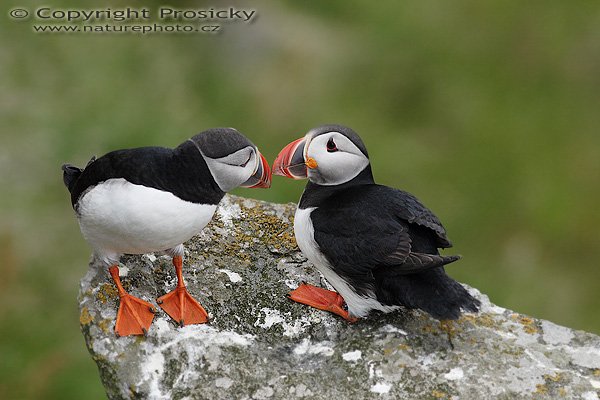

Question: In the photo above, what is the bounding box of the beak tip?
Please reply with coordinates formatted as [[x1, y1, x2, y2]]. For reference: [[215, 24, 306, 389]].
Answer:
[[243, 151, 273, 189], [271, 164, 286, 177], [271, 137, 308, 180], [263, 155, 272, 188], [258, 153, 272, 188]]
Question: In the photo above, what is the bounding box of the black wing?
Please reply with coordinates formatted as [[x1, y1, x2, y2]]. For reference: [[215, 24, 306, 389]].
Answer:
[[386, 187, 453, 248], [310, 185, 458, 292]]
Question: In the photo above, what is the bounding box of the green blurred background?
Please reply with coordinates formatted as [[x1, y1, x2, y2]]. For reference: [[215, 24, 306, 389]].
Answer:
[[1, 0, 599, 398]]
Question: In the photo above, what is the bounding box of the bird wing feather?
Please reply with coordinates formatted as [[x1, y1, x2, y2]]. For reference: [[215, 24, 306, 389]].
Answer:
[[387, 188, 453, 248], [310, 185, 459, 283]]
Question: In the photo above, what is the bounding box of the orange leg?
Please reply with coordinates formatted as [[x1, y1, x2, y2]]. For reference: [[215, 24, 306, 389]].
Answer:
[[157, 256, 208, 326], [109, 266, 156, 337], [287, 283, 358, 322]]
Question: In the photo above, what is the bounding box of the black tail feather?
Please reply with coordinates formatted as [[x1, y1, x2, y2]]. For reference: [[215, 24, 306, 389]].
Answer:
[[62, 156, 95, 194], [383, 254, 462, 276], [62, 164, 82, 193], [375, 268, 480, 320]]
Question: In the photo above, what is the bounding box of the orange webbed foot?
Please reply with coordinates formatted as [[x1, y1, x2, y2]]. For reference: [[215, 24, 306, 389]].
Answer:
[[158, 255, 208, 326], [114, 294, 156, 337], [287, 283, 358, 322], [108, 265, 156, 337], [157, 287, 208, 327]]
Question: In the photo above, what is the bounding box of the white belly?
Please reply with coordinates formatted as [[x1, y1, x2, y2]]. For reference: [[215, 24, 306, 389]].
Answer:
[[294, 207, 398, 317], [77, 178, 217, 255]]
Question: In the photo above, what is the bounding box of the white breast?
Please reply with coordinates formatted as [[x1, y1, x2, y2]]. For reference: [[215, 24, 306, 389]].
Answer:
[[294, 207, 399, 318], [77, 178, 217, 257]]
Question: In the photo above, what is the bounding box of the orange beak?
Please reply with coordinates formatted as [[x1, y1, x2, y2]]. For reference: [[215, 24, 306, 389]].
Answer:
[[272, 137, 309, 179], [241, 152, 272, 188]]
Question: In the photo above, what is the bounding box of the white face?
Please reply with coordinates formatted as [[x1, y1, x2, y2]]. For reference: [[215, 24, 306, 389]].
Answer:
[[202, 145, 259, 191], [305, 132, 370, 185]]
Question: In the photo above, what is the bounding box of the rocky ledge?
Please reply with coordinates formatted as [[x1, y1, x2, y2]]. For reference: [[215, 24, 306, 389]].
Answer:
[[79, 195, 600, 399]]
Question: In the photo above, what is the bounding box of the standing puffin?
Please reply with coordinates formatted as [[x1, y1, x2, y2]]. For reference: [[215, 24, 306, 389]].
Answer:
[[272, 124, 479, 322], [63, 128, 271, 336]]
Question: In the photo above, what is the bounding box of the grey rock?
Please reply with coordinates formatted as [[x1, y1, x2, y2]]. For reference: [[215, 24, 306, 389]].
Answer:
[[79, 195, 600, 400]]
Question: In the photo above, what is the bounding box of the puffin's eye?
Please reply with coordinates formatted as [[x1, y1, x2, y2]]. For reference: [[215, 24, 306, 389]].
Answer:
[[326, 138, 338, 153]]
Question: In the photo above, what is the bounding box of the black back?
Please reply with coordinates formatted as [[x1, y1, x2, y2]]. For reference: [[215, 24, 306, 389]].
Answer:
[[67, 140, 224, 208]]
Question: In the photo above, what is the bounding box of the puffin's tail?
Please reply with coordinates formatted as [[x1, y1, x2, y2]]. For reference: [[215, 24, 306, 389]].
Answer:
[[62, 164, 82, 193], [61, 156, 95, 193], [374, 268, 480, 320]]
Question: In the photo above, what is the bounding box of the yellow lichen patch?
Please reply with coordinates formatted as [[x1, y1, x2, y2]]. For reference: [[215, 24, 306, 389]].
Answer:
[[544, 373, 562, 382], [594, 369, 600, 377], [523, 325, 538, 334], [535, 384, 548, 394], [513, 315, 539, 335], [558, 387, 567, 396], [431, 389, 447, 398], [214, 236, 253, 263], [422, 324, 438, 334], [519, 316, 534, 325], [202, 199, 300, 264], [96, 283, 119, 304], [80, 307, 93, 325], [277, 230, 298, 248], [439, 320, 461, 339], [461, 313, 497, 329], [502, 346, 525, 357], [98, 319, 112, 334], [239, 205, 298, 250], [385, 343, 410, 355]]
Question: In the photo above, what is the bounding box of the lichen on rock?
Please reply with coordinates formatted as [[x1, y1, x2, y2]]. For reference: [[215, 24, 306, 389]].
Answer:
[[79, 195, 600, 399]]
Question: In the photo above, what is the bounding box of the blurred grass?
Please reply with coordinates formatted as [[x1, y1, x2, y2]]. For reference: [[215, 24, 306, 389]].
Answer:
[[1, 0, 599, 398]]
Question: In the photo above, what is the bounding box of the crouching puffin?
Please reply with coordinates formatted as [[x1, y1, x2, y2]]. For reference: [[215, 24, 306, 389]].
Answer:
[[272, 124, 479, 322], [63, 128, 271, 336]]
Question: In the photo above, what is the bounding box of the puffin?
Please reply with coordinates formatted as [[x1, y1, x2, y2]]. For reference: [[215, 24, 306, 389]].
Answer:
[[62, 128, 271, 336], [272, 124, 479, 322]]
